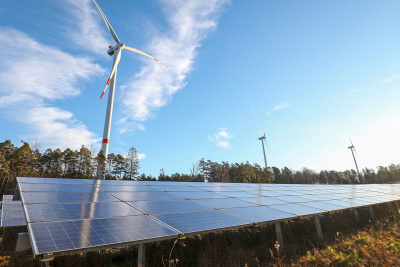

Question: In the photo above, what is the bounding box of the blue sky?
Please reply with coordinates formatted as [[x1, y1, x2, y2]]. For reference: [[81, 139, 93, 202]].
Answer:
[[1, 0, 400, 177]]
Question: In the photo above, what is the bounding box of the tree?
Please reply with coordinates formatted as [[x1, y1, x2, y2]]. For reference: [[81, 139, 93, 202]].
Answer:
[[112, 154, 126, 179], [125, 146, 140, 180]]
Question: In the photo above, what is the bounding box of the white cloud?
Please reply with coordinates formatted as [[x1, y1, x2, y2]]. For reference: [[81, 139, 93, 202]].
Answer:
[[138, 153, 146, 160], [0, 27, 103, 150], [273, 102, 290, 111], [63, 0, 110, 55], [380, 74, 400, 84], [120, 0, 229, 128], [209, 128, 233, 148]]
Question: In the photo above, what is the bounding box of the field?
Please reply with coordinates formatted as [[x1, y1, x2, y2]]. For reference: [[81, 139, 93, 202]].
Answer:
[[0, 202, 399, 266]]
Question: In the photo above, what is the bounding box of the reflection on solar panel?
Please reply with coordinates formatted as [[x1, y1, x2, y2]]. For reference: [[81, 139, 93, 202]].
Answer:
[[13, 177, 400, 259], [1, 195, 27, 227]]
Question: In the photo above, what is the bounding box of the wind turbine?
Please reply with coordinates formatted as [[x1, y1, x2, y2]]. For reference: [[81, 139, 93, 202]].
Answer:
[[347, 137, 360, 176], [254, 126, 271, 169], [92, 0, 163, 178]]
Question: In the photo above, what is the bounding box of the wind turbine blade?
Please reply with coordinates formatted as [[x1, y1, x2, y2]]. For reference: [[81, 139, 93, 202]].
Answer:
[[253, 126, 264, 137], [264, 139, 271, 157], [100, 49, 122, 99], [122, 46, 164, 66], [92, 0, 121, 44], [347, 134, 354, 147], [353, 147, 359, 158]]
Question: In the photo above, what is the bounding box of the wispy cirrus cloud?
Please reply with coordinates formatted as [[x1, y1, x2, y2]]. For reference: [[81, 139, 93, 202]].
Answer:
[[266, 102, 290, 116], [0, 27, 103, 150], [380, 74, 400, 84], [63, 0, 109, 55], [120, 0, 229, 130], [273, 102, 290, 111], [209, 128, 233, 148]]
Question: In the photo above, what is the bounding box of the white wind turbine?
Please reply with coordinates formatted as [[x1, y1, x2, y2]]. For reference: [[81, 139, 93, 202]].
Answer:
[[92, 0, 163, 178], [347, 136, 360, 176], [254, 126, 271, 169]]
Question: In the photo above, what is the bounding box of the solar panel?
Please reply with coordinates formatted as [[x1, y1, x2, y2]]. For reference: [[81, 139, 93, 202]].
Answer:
[[194, 198, 258, 209], [171, 191, 229, 199], [19, 183, 98, 192], [95, 185, 162, 192], [13, 177, 400, 259], [128, 199, 211, 214], [25, 202, 144, 223], [29, 215, 179, 255], [221, 206, 296, 222], [239, 197, 289, 206], [110, 191, 183, 201], [1, 195, 26, 227], [269, 204, 326, 216], [153, 210, 252, 233], [18, 177, 90, 184], [21, 191, 119, 204]]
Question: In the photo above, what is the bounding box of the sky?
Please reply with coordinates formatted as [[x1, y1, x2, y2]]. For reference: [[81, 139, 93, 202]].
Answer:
[[1, 0, 400, 177]]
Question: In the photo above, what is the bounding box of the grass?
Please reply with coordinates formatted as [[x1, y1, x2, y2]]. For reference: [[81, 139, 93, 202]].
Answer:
[[1, 202, 399, 266]]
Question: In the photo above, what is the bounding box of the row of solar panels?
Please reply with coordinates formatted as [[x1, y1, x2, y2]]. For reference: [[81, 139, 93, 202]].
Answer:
[[3, 177, 400, 259]]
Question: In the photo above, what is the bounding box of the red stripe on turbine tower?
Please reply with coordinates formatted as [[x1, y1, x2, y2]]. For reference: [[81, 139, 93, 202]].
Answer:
[[102, 139, 109, 144]]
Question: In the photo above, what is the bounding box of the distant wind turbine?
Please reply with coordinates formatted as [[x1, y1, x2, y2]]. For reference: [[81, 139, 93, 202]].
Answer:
[[347, 136, 360, 176], [254, 126, 271, 169], [92, 0, 163, 178]]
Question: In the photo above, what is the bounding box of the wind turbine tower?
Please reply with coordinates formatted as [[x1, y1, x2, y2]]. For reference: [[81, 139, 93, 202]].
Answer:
[[92, 0, 163, 178], [348, 137, 360, 176], [254, 126, 271, 169]]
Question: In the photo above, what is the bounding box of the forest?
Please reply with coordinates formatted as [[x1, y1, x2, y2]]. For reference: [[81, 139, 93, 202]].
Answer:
[[1, 139, 400, 195]]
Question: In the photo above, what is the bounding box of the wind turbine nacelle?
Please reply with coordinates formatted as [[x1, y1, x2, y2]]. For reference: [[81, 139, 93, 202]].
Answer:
[[107, 44, 121, 56]]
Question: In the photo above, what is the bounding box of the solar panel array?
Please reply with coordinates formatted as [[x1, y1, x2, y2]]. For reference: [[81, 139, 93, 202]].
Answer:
[[14, 177, 400, 258], [1, 195, 27, 227]]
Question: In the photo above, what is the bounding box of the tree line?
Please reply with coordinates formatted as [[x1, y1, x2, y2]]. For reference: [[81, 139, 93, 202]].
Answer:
[[1, 139, 400, 195], [0, 140, 139, 195]]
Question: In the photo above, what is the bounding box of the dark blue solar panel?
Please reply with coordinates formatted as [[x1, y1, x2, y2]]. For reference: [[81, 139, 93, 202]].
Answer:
[[25, 202, 143, 222], [301, 201, 345, 211], [248, 190, 282, 197], [151, 185, 206, 192], [194, 198, 257, 209], [153, 210, 252, 233], [97, 185, 162, 192], [29, 215, 179, 255], [217, 191, 258, 198], [19, 183, 97, 192], [269, 204, 325, 216], [111, 191, 183, 201], [21, 191, 118, 204], [128, 200, 211, 214], [171, 191, 229, 199], [239, 197, 289, 206], [272, 195, 312, 203], [222, 206, 296, 222], [194, 186, 241, 192], [18, 177, 90, 184]]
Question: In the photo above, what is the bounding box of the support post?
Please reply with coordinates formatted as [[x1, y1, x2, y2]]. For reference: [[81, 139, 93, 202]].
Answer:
[[274, 222, 284, 252], [353, 208, 360, 223], [314, 215, 324, 243], [138, 243, 146, 267], [369, 206, 375, 220]]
